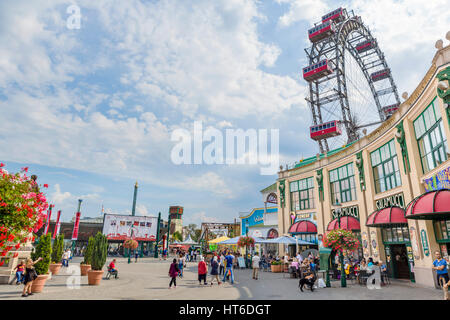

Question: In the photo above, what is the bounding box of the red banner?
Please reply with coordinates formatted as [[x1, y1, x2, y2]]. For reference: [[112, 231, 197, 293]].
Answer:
[[71, 212, 81, 240], [53, 210, 61, 239], [44, 205, 54, 235]]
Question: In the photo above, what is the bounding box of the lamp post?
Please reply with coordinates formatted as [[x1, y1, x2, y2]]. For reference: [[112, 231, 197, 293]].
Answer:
[[154, 212, 161, 258], [167, 212, 172, 257], [335, 198, 346, 288], [128, 182, 138, 264]]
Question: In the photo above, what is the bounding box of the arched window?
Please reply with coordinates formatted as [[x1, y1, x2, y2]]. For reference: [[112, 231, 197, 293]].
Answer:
[[266, 193, 278, 204]]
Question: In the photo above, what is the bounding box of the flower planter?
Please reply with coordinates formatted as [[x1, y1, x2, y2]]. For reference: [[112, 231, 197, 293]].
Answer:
[[271, 264, 282, 273], [80, 264, 91, 276], [87, 270, 104, 285], [31, 274, 49, 293], [49, 263, 62, 275]]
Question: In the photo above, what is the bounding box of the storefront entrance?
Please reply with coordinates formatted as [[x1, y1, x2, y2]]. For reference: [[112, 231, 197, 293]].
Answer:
[[389, 244, 410, 279]]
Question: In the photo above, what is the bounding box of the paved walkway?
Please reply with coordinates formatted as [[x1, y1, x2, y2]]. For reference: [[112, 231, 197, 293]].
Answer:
[[0, 257, 443, 300]]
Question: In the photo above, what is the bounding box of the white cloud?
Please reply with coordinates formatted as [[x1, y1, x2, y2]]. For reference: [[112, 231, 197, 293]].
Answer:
[[276, 0, 329, 27]]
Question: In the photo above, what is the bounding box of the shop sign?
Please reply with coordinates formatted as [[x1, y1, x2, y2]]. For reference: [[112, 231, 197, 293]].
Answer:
[[406, 246, 414, 263], [420, 229, 430, 257], [375, 193, 405, 209], [409, 227, 421, 260], [331, 205, 359, 220], [295, 213, 311, 220], [423, 166, 450, 191], [370, 230, 379, 258]]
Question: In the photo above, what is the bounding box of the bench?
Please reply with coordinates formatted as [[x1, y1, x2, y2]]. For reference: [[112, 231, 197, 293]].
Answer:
[[105, 269, 119, 279]]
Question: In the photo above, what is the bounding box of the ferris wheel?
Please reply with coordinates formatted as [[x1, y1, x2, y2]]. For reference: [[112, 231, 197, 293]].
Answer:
[[303, 8, 401, 153]]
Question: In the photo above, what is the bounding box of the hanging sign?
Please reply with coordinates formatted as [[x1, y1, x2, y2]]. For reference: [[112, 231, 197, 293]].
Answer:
[[423, 166, 450, 191], [361, 231, 369, 259], [420, 229, 430, 257], [71, 212, 81, 241], [44, 205, 54, 235], [53, 210, 62, 239]]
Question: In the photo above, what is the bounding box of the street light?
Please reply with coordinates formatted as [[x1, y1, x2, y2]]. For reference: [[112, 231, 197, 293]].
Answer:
[[335, 198, 346, 288], [245, 221, 249, 268]]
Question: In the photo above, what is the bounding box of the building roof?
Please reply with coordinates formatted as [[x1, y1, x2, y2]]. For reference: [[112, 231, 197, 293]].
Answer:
[[260, 183, 277, 193]]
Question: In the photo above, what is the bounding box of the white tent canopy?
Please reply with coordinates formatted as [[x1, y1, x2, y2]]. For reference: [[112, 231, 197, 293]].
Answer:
[[181, 234, 198, 245]]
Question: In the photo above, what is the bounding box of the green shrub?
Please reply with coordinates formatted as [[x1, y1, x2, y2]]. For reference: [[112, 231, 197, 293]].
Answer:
[[271, 260, 282, 265], [81, 237, 94, 265], [91, 232, 108, 270], [31, 233, 52, 275], [51, 234, 64, 264]]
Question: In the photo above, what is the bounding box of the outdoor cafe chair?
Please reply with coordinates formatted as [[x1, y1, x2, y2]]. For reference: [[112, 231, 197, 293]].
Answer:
[[358, 270, 369, 285]]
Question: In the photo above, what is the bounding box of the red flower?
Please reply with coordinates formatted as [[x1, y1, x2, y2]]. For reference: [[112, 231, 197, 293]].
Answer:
[[0, 261, 4, 266], [43, 184, 49, 188], [21, 167, 28, 172]]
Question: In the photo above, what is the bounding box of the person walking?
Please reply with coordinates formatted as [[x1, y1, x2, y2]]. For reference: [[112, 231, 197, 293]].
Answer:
[[62, 250, 70, 267], [432, 251, 449, 287], [22, 257, 42, 297], [252, 252, 261, 280], [135, 250, 139, 263], [168, 258, 179, 289], [178, 254, 185, 278], [198, 257, 208, 285], [222, 251, 235, 284], [14, 261, 25, 285], [210, 256, 221, 285], [219, 253, 225, 276]]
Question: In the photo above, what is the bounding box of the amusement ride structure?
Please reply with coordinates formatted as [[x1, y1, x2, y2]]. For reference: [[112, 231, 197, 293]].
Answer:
[[303, 8, 401, 153]]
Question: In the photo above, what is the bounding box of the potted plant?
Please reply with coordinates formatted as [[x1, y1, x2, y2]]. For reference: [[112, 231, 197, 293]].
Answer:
[[49, 234, 64, 275], [270, 260, 282, 273], [87, 232, 108, 285], [80, 237, 94, 276], [30, 233, 52, 292]]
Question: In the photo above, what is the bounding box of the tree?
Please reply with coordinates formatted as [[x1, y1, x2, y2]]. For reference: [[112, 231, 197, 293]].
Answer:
[[81, 237, 94, 265], [51, 234, 64, 264], [192, 229, 202, 242], [91, 232, 108, 271], [173, 231, 182, 242]]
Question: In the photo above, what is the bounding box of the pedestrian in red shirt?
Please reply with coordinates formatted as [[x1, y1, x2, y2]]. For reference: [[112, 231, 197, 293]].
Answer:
[[198, 257, 208, 285]]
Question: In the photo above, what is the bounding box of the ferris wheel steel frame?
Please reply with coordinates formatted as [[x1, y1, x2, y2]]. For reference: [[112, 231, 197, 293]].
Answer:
[[305, 9, 400, 153]]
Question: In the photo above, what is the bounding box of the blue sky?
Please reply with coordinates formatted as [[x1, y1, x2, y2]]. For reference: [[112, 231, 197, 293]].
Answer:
[[0, 0, 448, 225]]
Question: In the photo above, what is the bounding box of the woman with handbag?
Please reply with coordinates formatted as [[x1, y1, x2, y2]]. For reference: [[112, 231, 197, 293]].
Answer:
[[22, 257, 42, 297]]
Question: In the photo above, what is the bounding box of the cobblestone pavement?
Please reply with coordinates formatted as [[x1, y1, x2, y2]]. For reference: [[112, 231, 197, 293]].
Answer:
[[0, 257, 443, 300]]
